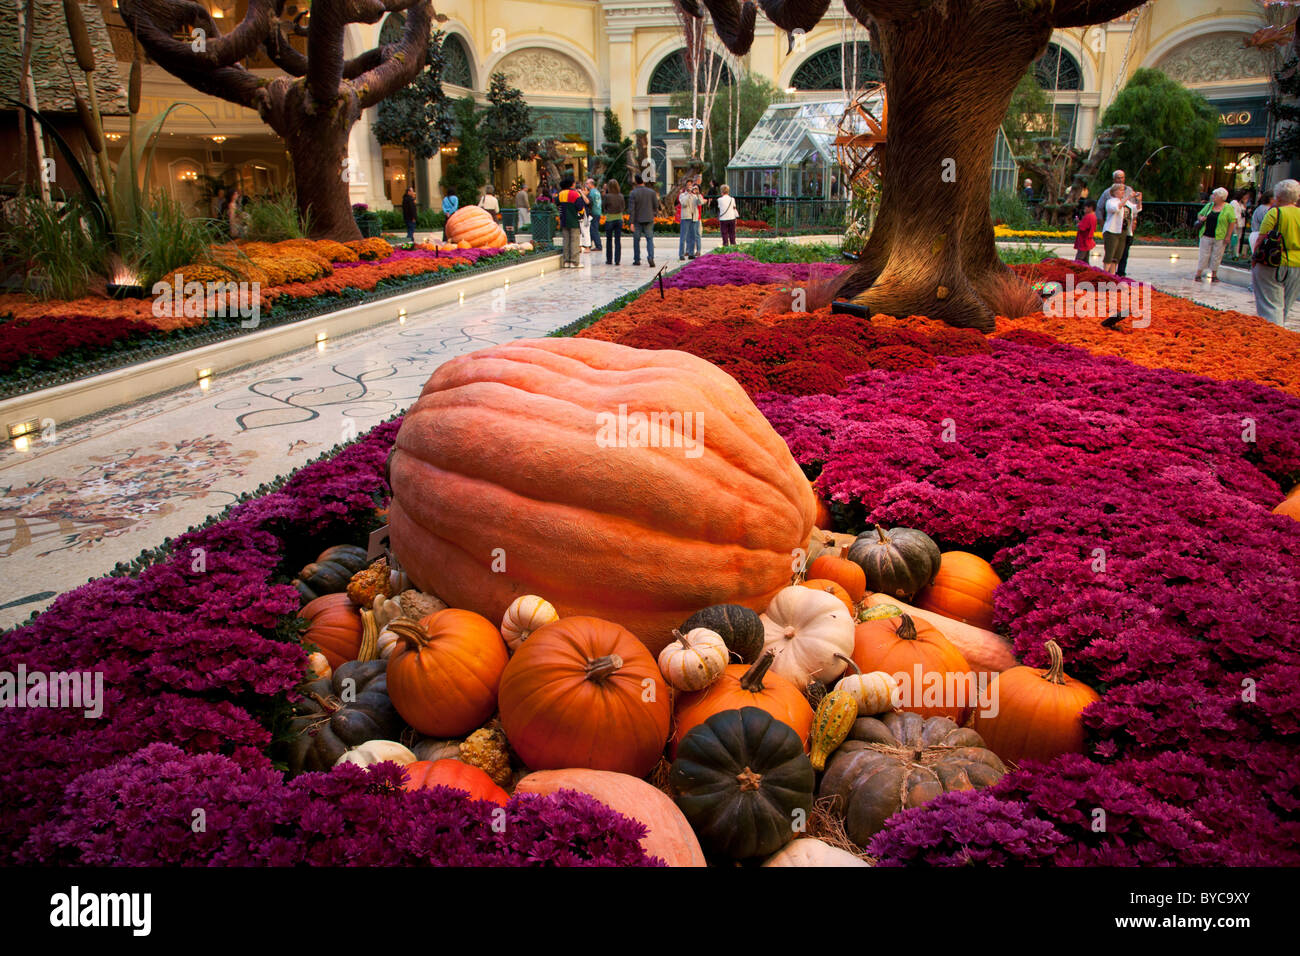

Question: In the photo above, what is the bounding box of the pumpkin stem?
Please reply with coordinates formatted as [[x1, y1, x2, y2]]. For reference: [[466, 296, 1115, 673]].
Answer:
[[585, 654, 624, 682], [672, 628, 691, 649], [1042, 640, 1068, 685], [739, 651, 776, 692], [875, 524, 889, 544], [897, 615, 918, 641], [386, 618, 429, 650], [736, 766, 763, 791], [307, 691, 341, 715], [834, 653, 861, 675]]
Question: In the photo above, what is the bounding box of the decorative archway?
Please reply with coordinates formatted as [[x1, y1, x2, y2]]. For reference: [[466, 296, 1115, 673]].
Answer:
[[1033, 42, 1083, 90], [647, 48, 734, 95], [790, 43, 882, 91]]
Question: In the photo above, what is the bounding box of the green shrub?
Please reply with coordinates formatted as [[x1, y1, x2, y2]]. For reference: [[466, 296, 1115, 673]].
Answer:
[[0, 196, 104, 300], [245, 193, 306, 241], [130, 192, 220, 286], [990, 188, 1035, 229], [712, 238, 841, 263], [998, 242, 1053, 265]]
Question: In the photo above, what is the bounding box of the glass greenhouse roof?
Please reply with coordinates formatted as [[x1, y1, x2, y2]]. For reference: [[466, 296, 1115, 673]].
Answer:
[[727, 96, 883, 170]]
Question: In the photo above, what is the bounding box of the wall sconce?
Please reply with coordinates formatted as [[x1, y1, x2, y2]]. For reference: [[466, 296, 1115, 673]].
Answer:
[[178, 170, 198, 182]]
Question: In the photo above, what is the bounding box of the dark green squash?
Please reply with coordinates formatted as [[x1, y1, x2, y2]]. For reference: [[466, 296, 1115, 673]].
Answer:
[[283, 660, 402, 773], [670, 706, 814, 859], [819, 710, 1006, 847], [682, 604, 765, 664], [296, 544, 371, 602], [846, 525, 941, 600]]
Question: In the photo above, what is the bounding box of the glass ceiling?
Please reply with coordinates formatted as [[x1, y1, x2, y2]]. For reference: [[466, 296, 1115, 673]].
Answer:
[[727, 96, 883, 171]]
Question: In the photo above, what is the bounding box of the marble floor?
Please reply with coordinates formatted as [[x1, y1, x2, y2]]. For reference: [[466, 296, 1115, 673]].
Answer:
[[0, 236, 1288, 629]]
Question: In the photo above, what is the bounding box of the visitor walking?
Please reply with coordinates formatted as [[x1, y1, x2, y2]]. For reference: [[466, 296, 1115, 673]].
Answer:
[[629, 175, 656, 268], [555, 175, 586, 269], [1251, 178, 1299, 326], [1250, 190, 1275, 256], [602, 180, 625, 265], [586, 179, 602, 254], [402, 185, 418, 244], [1194, 187, 1236, 282], [441, 189, 459, 241], [515, 184, 531, 230], [224, 188, 247, 239], [479, 185, 500, 221], [679, 182, 702, 259], [210, 187, 227, 222], [1074, 199, 1097, 263], [1099, 170, 1140, 274], [1228, 189, 1247, 258], [716, 184, 739, 246]]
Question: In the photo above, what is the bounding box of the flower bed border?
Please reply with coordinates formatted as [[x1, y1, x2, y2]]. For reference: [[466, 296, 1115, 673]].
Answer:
[[0, 248, 553, 402]]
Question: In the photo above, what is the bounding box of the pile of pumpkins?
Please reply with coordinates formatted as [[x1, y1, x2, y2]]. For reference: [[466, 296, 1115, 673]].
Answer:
[[287, 519, 1100, 866]]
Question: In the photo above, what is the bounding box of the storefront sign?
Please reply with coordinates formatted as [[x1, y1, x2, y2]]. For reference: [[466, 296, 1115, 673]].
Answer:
[[1207, 97, 1269, 139]]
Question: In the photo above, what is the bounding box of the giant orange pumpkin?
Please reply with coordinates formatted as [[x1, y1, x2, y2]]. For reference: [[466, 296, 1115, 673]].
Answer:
[[444, 205, 506, 248], [298, 593, 363, 669], [851, 614, 974, 724], [1273, 494, 1300, 521], [914, 551, 1002, 631], [671, 650, 814, 757], [498, 616, 672, 777], [387, 338, 817, 656], [973, 640, 1100, 764], [385, 610, 508, 737], [403, 759, 509, 806]]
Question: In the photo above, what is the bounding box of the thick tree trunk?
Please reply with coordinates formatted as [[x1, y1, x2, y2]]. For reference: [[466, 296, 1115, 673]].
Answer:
[[839, 11, 1051, 330], [272, 84, 362, 241]]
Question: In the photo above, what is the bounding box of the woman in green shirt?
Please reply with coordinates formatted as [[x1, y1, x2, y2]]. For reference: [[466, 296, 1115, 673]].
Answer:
[[1194, 187, 1235, 282], [1252, 178, 1300, 327]]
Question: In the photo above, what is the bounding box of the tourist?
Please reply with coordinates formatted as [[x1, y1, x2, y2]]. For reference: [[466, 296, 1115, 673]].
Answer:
[[679, 181, 702, 260], [716, 184, 739, 247], [402, 185, 418, 244], [555, 174, 586, 269], [210, 187, 227, 222], [224, 188, 247, 239], [1249, 189, 1275, 256], [441, 189, 458, 241], [1100, 170, 1140, 274], [1116, 188, 1141, 278], [602, 180, 625, 265], [586, 178, 602, 254], [1073, 186, 1090, 222], [1022, 178, 1034, 201], [1251, 178, 1299, 326], [479, 185, 500, 221], [1229, 188, 1249, 258], [1194, 187, 1235, 282], [515, 183, 531, 230], [628, 175, 656, 268], [1074, 199, 1097, 263]]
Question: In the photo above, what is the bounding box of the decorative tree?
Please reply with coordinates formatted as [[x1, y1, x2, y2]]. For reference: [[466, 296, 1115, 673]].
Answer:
[[1020, 124, 1127, 224], [118, 0, 436, 240], [481, 72, 534, 188], [1002, 67, 1053, 162], [1256, 14, 1299, 169], [595, 109, 634, 193], [689, 0, 1148, 331], [372, 30, 455, 189], [1090, 69, 1218, 201], [440, 95, 487, 204]]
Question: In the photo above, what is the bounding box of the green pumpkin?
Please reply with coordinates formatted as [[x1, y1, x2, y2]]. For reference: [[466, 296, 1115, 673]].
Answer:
[[296, 544, 371, 601], [681, 604, 766, 664], [846, 525, 940, 600], [670, 706, 815, 860], [282, 660, 402, 773]]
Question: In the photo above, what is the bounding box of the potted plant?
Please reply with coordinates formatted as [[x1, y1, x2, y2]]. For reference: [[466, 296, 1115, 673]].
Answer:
[[352, 203, 383, 238]]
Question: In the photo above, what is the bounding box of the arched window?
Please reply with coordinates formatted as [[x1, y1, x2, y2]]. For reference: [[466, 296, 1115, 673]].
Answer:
[[648, 49, 733, 95], [442, 34, 474, 88], [1033, 43, 1082, 91], [790, 43, 882, 91]]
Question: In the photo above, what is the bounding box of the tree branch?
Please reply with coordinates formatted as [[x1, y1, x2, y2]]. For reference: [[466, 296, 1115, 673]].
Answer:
[[262, 23, 308, 76], [694, 0, 759, 56], [353, 0, 433, 109], [1046, 0, 1147, 29], [306, 0, 428, 109], [755, 0, 831, 33], [120, 0, 278, 71]]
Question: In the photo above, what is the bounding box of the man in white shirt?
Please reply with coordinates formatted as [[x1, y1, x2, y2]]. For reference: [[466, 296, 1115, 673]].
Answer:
[[479, 185, 501, 220], [1100, 169, 1141, 275]]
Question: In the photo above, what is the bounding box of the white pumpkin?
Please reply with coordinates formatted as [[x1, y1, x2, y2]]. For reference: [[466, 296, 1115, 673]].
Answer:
[[501, 594, 559, 653], [657, 627, 729, 691], [372, 593, 405, 628], [762, 838, 871, 867], [333, 739, 417, 768], [833, 655, 900, 715], [306, 651, 332, 680], [377, 626, 401, 660], [760, 586, 855, 687]]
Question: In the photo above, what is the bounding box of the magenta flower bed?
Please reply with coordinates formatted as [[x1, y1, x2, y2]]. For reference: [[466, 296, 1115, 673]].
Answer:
[[664, 252, 848, 290], [0, 418, 657, 866], [758, 338, 1300, 864]]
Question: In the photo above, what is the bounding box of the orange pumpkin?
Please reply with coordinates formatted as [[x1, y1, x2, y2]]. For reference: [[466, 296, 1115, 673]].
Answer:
[[914, 551, 1002, 631], [973, 640, 1100, 764], [298, 593, 363, 669], [799, 578, 855, 613], [385, 610, 508, 737], [444, 206, 506, 248], [806, 555, 867, 603], [1273, 496, 1300, 521], [851, 614, 973, 724], [514, 769, 706, 866], [403, 759, 509, 805], [498, 617, 672, 777], [814, 494, 833, 529], [671, 650, 814, 757], [388, 337, 817, 657]]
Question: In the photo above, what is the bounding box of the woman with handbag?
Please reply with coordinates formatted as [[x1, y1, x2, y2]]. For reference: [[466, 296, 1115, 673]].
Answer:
[[1193, 188, 1235, 282], [1251, 179, 1300, 326]]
